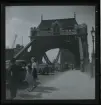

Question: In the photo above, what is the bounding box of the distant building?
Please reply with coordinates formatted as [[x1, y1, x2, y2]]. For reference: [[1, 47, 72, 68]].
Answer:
[[14, 44, 24, 55], [6, 44, 24, 60], [6, 48, 14, 60]]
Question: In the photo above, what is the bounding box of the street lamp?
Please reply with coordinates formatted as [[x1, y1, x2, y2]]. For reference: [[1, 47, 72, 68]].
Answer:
[[91, 27, 95, 77], [91, 27, 95, 56]]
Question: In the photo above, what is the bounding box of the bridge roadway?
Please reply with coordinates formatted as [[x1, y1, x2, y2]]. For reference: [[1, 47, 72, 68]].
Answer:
[[6, 70, 64, 99], [6, 69, 95, 100]]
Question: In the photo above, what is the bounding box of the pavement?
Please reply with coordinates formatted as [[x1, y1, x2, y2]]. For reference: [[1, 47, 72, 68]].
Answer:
[[6, 70, 65, 99], [6, 70, 95, 100], [41, 70, 95, 99]]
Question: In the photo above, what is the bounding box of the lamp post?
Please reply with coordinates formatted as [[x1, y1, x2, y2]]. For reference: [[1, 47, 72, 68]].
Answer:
[[91, 27, 95, 78]]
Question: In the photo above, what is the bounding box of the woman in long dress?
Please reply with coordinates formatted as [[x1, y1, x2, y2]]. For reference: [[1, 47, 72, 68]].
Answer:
[[31, 57, 38, 88], [25, 64, 33, 91]]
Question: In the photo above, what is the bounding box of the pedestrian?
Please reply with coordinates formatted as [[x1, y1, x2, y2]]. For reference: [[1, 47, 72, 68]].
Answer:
[[46, 64, 49, 75], [31, 57, 38, 89], [19, 62, 27, 87], [25, 63, 33, 91], [8, 58, 21, 99], [21, 62, 27, 80]]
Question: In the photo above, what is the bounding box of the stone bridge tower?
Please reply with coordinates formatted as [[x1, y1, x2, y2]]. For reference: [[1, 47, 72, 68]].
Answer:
[[29, 16, 89, 71]]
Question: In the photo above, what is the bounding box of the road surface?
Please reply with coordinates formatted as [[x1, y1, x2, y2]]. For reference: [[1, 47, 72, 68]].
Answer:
[[6, 70, 95, 100], [6, 70, 65, 99]]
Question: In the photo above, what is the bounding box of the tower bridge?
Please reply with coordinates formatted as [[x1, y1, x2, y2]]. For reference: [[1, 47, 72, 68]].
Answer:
[[14, 17, 89, 71]]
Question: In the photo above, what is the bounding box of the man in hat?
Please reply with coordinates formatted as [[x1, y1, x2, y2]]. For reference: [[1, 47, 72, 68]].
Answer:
[[8, 58, 21, 99]]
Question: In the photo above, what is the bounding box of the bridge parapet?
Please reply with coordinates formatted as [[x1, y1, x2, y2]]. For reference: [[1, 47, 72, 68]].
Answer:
[[29, 23, 87, 38]]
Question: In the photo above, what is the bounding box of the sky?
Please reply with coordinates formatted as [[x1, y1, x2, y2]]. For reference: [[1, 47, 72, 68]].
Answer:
[[6, 6, 95, 62]]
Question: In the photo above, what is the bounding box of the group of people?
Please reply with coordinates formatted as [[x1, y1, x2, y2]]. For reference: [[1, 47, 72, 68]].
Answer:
[[8, 57, 38, 99]]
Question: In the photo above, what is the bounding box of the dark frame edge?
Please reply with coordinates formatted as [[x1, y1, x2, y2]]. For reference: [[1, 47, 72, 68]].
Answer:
[[95, 3, 100, 104], [1, 3, 6, 104], [1, 1, 100, 104]]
